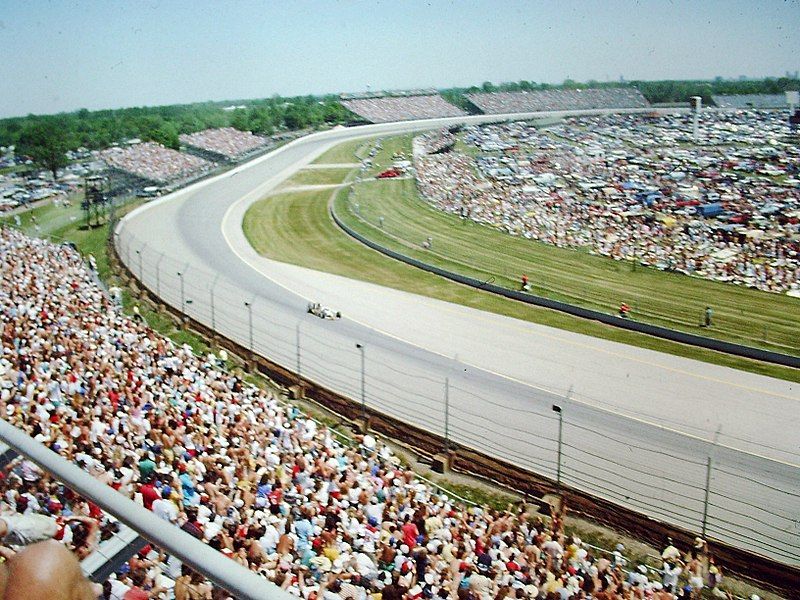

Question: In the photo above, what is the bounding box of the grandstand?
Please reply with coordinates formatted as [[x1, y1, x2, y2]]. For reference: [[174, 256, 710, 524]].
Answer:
[[466, 88, 650, 114], [340, 94, 468, 123], [179, 127, 268, 162], [99, 141, 215, 186], [712, 93, 789, 108]]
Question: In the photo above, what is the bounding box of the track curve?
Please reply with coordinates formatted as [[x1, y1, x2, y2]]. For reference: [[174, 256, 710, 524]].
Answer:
[[116, 110, 800, 565]]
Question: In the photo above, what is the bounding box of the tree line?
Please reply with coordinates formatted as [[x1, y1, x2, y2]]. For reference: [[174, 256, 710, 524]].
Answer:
[[3, 77, 797, 178], [0, 94, 353, 178]]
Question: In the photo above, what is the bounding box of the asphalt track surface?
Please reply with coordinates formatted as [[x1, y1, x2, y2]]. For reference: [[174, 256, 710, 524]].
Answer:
[[116, 110, 800, 565]]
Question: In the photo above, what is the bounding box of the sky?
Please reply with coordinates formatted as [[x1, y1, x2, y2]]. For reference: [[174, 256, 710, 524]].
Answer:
[[1, 0, 798, 118]]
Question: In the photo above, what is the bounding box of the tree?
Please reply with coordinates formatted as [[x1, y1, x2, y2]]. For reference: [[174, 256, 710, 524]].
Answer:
[[17, 119, 70, 179]]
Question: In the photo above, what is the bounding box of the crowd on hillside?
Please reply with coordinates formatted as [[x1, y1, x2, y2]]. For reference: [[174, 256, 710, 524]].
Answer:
[[0, 226, 743, 599], [340, 96, 467, 124], [465, 89, 649, 115], [179, 128, 268, 161], [99, 142, 215, 185], [414, 112, 800, 294]]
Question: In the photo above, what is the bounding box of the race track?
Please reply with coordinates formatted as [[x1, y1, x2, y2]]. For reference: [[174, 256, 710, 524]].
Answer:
[[116, 111, 800, 565]]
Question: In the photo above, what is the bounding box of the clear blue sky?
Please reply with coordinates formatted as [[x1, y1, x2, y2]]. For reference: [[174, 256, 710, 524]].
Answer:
[[1, 0, 797, 118]]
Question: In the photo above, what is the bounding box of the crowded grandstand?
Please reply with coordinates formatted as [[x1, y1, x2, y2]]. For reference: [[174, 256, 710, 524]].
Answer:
[[0, 226, 750, 599], [179, 127, 269, 162], [340, 95, 468, 124], [465, 89, 650, 115], [711, 94, 789, 109], [413, 111, 799, 295], [99, 141, 215, 187]]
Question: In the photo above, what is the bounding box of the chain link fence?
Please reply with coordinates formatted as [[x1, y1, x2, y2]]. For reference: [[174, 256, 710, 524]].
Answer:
[[114, 221, 800, 568]]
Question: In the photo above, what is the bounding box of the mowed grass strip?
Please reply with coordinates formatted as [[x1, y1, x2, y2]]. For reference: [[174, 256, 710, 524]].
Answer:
[[346, 178, 800, 354], [281, 168, 354, 188], [242, 184, 800, 382], [312, 138, 370, 164]]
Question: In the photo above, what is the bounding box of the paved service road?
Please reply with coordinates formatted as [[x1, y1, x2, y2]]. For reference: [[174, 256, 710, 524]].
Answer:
[[117, 110, 800, 565]]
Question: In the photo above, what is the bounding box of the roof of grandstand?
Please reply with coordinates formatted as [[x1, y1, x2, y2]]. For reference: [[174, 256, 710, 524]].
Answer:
[[466, 88, 650, 114], [712, 93, 790, 108], [339, 89, 439, 100], [340, 94, 467, 123]]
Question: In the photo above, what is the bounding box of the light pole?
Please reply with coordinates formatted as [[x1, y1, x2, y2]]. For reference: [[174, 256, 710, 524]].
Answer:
[[356, 343, 366, 425], [244, 301, 253, 352], [552, 404, 563, 491]]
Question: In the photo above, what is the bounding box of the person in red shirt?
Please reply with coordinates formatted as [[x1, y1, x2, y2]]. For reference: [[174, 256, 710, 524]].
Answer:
[[401, 514, 419, 549], [139, 477, 161, 511]]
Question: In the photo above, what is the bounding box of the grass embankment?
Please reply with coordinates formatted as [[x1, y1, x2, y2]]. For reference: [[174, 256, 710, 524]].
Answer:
[[242, 139, 800, 382]]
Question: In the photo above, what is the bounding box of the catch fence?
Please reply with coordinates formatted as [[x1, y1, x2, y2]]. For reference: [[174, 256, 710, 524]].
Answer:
[[114, 222, 800, 569]]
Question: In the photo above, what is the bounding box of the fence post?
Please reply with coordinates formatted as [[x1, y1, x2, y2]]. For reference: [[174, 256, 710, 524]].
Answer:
[[444, 377, 450, 452], [296, 323, 301, 376], [210, 274, 220, 333], [701, 456, 712, 538], [155, 253, 164, 298], [552, 404, 563, 490]]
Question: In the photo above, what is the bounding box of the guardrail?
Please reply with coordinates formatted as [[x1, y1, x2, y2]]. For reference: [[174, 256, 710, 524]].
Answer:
[[330, 199, 800, 369], [0, 419, 294, 600]]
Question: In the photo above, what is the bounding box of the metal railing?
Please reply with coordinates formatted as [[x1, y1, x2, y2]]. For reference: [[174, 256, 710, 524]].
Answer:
[[0, 419, 294, 600], [113, 222, 800, 568]]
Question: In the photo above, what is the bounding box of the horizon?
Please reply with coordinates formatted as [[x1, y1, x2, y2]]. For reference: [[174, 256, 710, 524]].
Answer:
[[2, 72, 798, 121]]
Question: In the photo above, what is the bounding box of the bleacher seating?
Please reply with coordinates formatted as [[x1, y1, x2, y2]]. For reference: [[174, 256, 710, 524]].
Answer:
[[99, 142, 214, 185], [179, 127, 268, 161], [712, 94, 788, 109], [466, 88, 650, 114], [340, 94, 467, 123]]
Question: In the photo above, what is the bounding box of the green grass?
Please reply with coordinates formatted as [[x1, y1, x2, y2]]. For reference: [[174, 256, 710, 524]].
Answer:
[[339, 134, 800, 357], [312, 138, 370, 164], [242, 182, 800, 382], [346, 178, 800, 354], [281, 168, 354, 187]]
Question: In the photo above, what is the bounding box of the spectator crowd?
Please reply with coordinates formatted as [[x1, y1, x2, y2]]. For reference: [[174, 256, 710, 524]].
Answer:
[[179, 128, 268, 161], [341, 96, 467, 124], [465, 89, 649, 115], [414, 111, 800, 294], [99, 142, 215, 186], [0, 226, 744, 598], [711, 95, 788, 109]]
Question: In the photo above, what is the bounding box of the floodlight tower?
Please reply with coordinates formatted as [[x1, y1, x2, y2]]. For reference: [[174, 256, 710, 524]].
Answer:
[[787, 90, 799, 115], [690, 96, 702, 142]]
